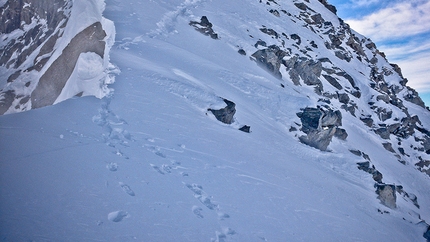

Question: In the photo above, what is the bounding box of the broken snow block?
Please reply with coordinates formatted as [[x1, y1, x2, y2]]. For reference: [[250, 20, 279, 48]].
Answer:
[[208, 99, 236, 124]]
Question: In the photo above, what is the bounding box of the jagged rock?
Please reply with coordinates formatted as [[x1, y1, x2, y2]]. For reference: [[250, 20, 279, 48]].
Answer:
[[357, 161, 383, 183], [290, 34, 301, 45], [254, 40, 267, 48], [294, 2, 308, 11], [375, 184, 396, 209], [252, 45, 287, 79], [239, 125, 251, 133], [337, 93, 349, 104], [31, 22, 107, 109], [346, 36, 365, 56], [238, 49, 247, 55], [317, 0, 337, 14], [323, 75, 342, 90], [297, 107, 321, 133], [297, 107, 343, 151], [335, 51, 351, 62], [334, 128, 347, 140], [349, 149, 362, 156], [360, 117, 373, 127], [269, 9, 280, 17], [208, 99, 236, 124], [375, 128, 390, 139], [382, 142, 395, 153], [403, 86, 426, 108], [424, 226, 430, 241], [285, 57, 322, 92], [396, 186, 420, 209], [377, 107, 392, 121], [299, 127, 336, 151], [189, 16, 218, 39], [0, 0, 68, 68], [260, 27, 279, 38], [0, 90, 16, 115], [311, 14, 324, 25]]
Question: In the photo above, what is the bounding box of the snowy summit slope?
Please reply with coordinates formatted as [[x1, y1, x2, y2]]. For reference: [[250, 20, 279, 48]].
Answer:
[[1, 0, 430, 241]]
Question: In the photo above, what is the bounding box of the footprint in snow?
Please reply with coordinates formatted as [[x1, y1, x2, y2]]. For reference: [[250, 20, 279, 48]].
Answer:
[[185, 183, 218, 210], [217, 212, 230, 220], [150, 164, 172, 175], [150, 164, 165, 175], [108, 210, 129, 222], [106, 162, 118, 171], [213, 228, 236, 242], [119, 182, 135, 196]]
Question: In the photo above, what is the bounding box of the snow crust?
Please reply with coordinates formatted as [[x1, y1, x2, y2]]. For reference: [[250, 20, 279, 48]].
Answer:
[[0, 0, 429, 241]]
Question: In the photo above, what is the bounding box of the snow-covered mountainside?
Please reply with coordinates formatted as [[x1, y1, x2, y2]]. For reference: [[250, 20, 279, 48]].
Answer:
[[1, 0, 430, 241]]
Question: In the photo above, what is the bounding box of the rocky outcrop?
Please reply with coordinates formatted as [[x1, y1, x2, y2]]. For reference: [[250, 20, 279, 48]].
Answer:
[[208, 99, 236, 124], [375, 184, 397, 209], [189, 16, 218, 39], [251, 45, 287, 79], [296, 107, 344, 151], [31, 22, 107, 108]]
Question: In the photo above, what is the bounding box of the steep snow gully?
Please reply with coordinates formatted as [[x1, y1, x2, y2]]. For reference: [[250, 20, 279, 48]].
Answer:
[[1, 0, 430, 241]]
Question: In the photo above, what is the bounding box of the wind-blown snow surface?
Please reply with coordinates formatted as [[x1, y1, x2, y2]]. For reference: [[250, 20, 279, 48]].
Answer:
[[1, 0, 430, 241]]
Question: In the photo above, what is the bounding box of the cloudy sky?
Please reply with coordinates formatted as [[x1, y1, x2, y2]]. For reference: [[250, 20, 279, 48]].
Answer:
[[329, 0, 430, 107]]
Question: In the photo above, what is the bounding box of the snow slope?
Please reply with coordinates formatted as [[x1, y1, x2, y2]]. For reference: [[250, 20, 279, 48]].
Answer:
[[1, 0, 430, 241]]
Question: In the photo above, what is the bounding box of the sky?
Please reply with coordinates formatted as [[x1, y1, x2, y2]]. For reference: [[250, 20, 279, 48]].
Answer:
[[329, 0, 430, 107]]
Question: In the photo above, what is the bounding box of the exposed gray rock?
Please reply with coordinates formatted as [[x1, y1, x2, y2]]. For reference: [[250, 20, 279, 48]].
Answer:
[[349, 149, 362, 156], [31, 22, 107, 108], [239, 125, 251, 133], [375, 184, 397, 209], [403, 86, 426, 108], [360, 117, 373, 127], [299, 127, 336, 151], [260, 27, 279, 38], [337, 93, 349, 104], [357, 161, 383, 183], [375, 127, 390, 139], [238, 49, 247, 55], [311, 13, 324, 25], [189, 16, 218, 39], [297, 107, 344, 151], [424, 226, 430, 241], [323, 75, 342, 90], [294, 2, 308, 11], [334, 128, 348, 140], [285, 57, 322, 93], [208, 99, 236, 124], [0, 90, 16, 115], [317, 0, 337, 14], [252, 45, 287, 79], [382, 142, 395, 153]]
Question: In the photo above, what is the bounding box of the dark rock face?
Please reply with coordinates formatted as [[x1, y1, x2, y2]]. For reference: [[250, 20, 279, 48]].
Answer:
[[357, 161, 383, 183], [208, 99, 236, 124], [424, 226, 430, 241], [189, 16, 218, 39], [317, 0, 337, 14], [297, 107, 344, 151], [31, 22, 107, 108], [251, 45, 287, 79]]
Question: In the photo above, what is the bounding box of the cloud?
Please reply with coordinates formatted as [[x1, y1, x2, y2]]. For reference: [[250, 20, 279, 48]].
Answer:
[[345, 0, 430, 41], [350, 0, 379, 7]]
